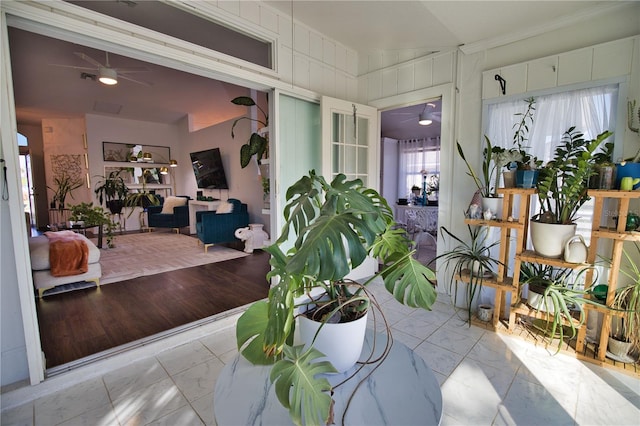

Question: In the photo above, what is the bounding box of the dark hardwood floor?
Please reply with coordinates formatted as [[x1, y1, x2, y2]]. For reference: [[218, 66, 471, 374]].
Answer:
[[35, 249, 270, 368]]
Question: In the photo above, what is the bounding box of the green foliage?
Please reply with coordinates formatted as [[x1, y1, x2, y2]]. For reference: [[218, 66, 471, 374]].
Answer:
[[68, 202, 116, 248], [48, 172, 83, 208], [94, 169, 129, 206], [435, 225, 502, 322], [535, 128, 612, 224], [236, 170, 437, 425], [231, 96, 269, 168]]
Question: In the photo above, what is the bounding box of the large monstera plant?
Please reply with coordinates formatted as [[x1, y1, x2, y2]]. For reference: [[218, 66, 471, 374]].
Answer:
[[230, 95, 268, 168], [236, 170, 437, 425]]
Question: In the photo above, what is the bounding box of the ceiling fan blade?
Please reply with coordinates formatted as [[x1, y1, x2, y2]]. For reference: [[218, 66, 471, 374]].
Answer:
[[118, 73, 153, 87], [73, 52, 104, 68], [49, 64, 97, 71], [398, 116, 417, 124], [115, 66, 151, 74]]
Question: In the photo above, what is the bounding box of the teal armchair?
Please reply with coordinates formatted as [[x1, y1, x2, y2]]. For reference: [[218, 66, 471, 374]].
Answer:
[[196, 199, 249, 252]]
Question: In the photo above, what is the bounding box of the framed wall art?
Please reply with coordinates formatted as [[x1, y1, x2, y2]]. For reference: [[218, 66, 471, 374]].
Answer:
[[102, 142, 171, 164]]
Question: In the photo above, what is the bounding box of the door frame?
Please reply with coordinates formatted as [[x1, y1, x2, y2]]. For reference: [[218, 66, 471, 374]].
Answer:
[[370, 84, 456, 287]]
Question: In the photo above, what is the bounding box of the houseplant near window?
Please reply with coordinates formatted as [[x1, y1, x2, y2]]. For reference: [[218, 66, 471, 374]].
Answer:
[[231, 95, 268, 168], [435, 224, 502, 323], [235, 170, 437, 425], [511, 97, 542, 187], [531, 127, 612, 257], [604, 243, 640, 360], [94, 169, 129, 214]]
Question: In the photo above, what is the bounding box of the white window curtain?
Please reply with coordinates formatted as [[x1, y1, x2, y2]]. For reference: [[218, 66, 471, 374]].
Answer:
[[485, 84, 618, 241], [397, 137, 440, 197], [486, 84, 618, 162]]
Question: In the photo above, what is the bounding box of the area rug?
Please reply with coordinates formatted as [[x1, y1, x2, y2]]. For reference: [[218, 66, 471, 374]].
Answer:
[[94, 232, 249, 285]]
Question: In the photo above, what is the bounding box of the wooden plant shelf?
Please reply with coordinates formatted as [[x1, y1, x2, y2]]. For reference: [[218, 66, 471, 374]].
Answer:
[[517, 250, 591, 269]]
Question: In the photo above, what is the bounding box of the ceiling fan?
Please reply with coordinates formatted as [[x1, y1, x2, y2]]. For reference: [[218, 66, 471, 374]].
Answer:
[[50, 51, 152, 87], [390, 103, 441, 125]]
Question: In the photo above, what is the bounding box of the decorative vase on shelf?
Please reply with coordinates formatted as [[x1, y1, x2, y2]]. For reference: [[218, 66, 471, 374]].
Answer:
[[516, 169, 539, 188], [503, 170, 516, 188], [481, 196, 503, 220]]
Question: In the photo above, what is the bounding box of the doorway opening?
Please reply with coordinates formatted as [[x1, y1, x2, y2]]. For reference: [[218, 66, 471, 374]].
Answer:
[[18, 134, 36, 236], [380, 99, 442, 267]]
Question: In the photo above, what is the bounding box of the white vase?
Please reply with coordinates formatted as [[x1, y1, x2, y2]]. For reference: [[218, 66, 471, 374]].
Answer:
[[298, 311, 369, 373], [607, 336, 632, 358], [530, 220, 577, 258], [481, 196, 504, 220], [477, 304, 494, 322]]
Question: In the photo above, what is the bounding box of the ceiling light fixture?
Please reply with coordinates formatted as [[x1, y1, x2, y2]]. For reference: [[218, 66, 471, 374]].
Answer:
[[418, 112, 433, 126], [98, 67, 118, 85]]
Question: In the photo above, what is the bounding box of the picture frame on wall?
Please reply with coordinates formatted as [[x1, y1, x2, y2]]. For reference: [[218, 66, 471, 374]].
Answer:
[[102, 142, 171, 164]]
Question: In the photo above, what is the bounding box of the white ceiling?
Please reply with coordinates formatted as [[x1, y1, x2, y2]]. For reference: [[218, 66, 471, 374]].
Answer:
[[8, 1, 625, 140]]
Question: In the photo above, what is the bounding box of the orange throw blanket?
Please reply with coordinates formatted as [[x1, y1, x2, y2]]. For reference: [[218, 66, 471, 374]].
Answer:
[[45, 231, 89, 277]]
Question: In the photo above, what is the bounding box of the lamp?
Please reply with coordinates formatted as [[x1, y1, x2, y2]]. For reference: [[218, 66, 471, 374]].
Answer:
[[163, 159, 178, 194], [130, 155, 138, 162], [169, 159, 178, 167], [418, 112, 433, 126], [160, 167, 169, 175], [142, 152, 153, 162], [98, 67, 118, 85]]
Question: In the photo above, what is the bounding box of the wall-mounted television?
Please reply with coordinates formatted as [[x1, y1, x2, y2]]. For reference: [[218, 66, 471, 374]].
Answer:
[[190, 148, 229, 189]]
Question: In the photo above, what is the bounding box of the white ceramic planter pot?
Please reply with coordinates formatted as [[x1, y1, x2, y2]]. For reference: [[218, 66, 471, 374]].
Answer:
[[477, 304, 494, 322], [299, 311, 369, 373], [481, 196, 504, 220], [527, 287, 555, 313], [607, 336, 632, 358], [530, 220, 577, 258]]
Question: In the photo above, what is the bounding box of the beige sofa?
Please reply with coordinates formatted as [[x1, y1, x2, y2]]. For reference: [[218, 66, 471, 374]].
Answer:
[[29, 234, 101, 297]]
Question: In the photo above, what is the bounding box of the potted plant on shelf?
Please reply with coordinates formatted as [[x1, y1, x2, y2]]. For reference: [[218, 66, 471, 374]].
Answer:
[[510, 97, 542, 187], [435, 224, 502, 323], [531, 127, 612, 258], [124, 169, 160, 213], [604, 242, 640, 361], [457, 138, 510, 219], [94, 169, 129, 214], [230, 95, 269, 168], [235, 170, 437, 425]]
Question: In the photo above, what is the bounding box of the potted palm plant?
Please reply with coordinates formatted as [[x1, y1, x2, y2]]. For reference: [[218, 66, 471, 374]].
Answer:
[[94, 169, 129, 214], [48, 172, 83, 209], [531, 128, 612, 258], [235, 170, 437, 425], [604, 243, 640, 360], [435, 224, 502, 323], [230, 95, 268, 168]]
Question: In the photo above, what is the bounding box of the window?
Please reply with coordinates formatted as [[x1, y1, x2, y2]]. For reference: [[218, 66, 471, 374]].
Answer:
[[485, 84, 619, 243], [397, 138, 440, 198]]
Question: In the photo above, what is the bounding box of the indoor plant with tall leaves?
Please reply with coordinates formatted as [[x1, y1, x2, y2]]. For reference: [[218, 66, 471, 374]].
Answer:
[[94, 169, 129, 214], [531, 127, 612, 257], [231, 95, 269, 168], [235, 170, 437, 425]]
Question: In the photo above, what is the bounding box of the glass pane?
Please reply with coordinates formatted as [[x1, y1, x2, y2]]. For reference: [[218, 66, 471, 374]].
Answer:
[[357, 147, 368, 174], [345, 145, 357, 174], [357, 117, 368, 146], [332, 112, 341, 143], [332, 144, 343, 174], [345, 114, 356, 145]]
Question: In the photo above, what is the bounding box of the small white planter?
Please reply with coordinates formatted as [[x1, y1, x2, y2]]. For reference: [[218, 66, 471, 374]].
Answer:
[[477, 304, 494, 322], [481, 196, 504, 220], [607, 336, 632, 358], [298, 311, 369, 373]]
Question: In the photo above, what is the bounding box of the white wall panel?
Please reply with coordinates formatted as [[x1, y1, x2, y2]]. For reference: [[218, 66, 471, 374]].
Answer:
[[293, 54, 310, 89], [322, 65, 336, 98], [277, 14, 292, 47], [527, 56, 558, 91], [593, 38, 634, 80], [367, 71, 383, 102], [323, 39, 336, 67], [382, 68, 398, 98], [239, 1, 260, 25], [217, 0, 240, 16], [501, 63, 527, 96], [414, 57, 433, 90], [259, 5, 278, 33], [293, 23, 309, 54], [335, 45, 347, 73], [432, 52, 454, 86], [397, 64, 415, 94], [383, 51, 400, 69], [309, 32, 323, 61], [309, 60, 323, 93], [558, 49, 593, 86]]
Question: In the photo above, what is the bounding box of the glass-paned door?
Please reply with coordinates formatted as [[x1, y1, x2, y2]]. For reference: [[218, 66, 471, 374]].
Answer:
[[321, 96, 378, 188]]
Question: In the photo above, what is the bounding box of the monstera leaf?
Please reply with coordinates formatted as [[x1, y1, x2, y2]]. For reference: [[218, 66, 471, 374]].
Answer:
[[270, 345, 337, 426]]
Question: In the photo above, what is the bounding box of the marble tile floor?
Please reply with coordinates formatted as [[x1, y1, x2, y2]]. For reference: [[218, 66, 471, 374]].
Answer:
[[2, 281, 639, 426]]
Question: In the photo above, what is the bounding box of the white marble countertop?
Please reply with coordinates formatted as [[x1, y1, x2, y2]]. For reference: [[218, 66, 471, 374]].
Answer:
[[214, 329, 443, 425]]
